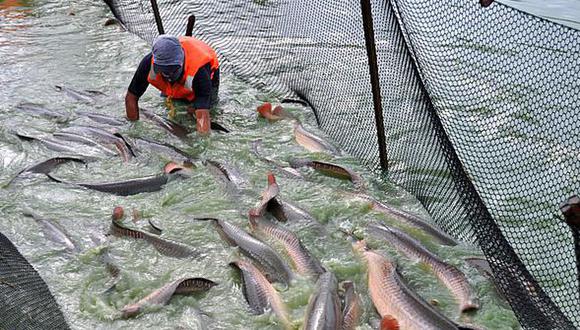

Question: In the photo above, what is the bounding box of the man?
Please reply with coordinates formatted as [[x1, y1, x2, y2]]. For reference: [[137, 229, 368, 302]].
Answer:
[[125, 34, 219, 134]]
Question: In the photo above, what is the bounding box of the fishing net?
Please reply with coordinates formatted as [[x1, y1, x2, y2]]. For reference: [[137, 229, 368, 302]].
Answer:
[[102, 0, 580, 328], [0, 231, 70, 329]]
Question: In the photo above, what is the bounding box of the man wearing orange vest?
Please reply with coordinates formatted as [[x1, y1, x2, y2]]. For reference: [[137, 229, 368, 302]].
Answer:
[[125, 35, 219, 134]]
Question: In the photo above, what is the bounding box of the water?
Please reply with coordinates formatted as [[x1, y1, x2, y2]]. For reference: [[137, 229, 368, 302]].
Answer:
[[1, 0, 576, 329]]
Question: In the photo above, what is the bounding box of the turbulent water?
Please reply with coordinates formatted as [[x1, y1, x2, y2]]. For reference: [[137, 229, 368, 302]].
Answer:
[[1, 0, 576, 329]]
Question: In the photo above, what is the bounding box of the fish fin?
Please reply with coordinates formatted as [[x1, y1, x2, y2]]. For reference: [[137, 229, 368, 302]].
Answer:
[[174, 277, 217, 294], [110, 220, 145, 239], [113, 133, 137, 157], [148, 219, 163, 235], [45, 173, 64, 183], [210, 121, 230, 133], [380, 315, 400, 330]]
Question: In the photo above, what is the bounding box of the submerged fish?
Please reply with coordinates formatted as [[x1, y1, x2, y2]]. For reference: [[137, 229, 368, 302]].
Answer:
[[5, 156, 86, 186], [55, 85, 106, 103], [15, 103, 69, 121], [110, 220, 197, 258], [367, 223, 478, 312], [141, 107, 190, 138], [204, 159, 248, 192], [303, 272, 342, 330], [249, 215, 325, 278], [51, 132, 120, 158], [58, 126, 135, 160], [195, 217, 293, 285], [120, 277, 216, 318], [289, 158, 365, 190], [353, 240, 465, 330], [75, 111, 126, 126], [355, 193, 457, 246], [229, 260, 291, 328], [340, 281, 362, 330], [23, 212, 78, 252], [293, 122, 339, 155], [133, 137, 195, 165], [15, 132, 113, 159], [250, 139, 303, 179]]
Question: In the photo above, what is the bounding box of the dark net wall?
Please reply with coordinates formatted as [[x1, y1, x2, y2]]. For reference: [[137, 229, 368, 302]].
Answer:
[[103, 0, 579, 328], [0, 232, 69, 329]]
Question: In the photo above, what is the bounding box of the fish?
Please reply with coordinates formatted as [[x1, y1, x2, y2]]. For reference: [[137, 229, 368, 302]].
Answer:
[[15, 132, 113, 159], [133, 137, 195, 165], [250, 172, 280, 216], [353, 239, 465, 330], [293, 121, 339, 154], [229, 260, 291, 329], [15, 103, 69, 121], [55, 85, 105, 103], [355, 193, 458, 246], [140, 107, 190, 138], [289, 158, 365, 190], [23, 212, 78, 252], [195, 217, 293, 285], [110, 220, 198, 258], [57, 126, 135, 159], [51, 132, 122, 158], [250, 139, 303, 179], [75, 111, 126, 126], [210, 121, 230, 133], [204, 159, 248, 192], [340, 281, 362, 330], [5, 156, 86, 186], [120, 277, 216, 318], [46, 173, 170, 196], [367, 223, 478, 312], [249, 214, 325, 278], [303, 271, 342, 330]]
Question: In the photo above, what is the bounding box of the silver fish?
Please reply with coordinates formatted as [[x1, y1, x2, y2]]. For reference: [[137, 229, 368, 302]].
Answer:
[[353, 240, 463, 330], [368, 223, 478, 312], [15, 103, 69, 121], [120, 277, 216, 318], [196, 217, 293, 285], [355, 193, 457, 246], [293, 121, 339, 155], [230, 260, 291, 329], [249, 215, 325, 278], [55, 85, 105, 103], [110, 220, 197, 258], [250, 139, 303, 179], [303, 272, 342, 330], [23, 212, 78, 252]]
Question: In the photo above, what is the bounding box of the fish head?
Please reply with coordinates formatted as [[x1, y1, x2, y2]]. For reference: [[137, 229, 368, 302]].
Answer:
[[112, 206, 124, 221], [120, 304, 141, 318]]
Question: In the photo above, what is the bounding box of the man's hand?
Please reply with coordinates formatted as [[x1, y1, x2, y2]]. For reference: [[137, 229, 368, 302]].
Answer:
[[125, 91, 140, 121], [195, 109, 211, 136]]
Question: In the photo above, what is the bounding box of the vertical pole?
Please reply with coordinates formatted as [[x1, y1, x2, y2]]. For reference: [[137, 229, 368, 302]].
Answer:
[[360, 0, 388, 171], [186, 14, 196, 36], [150, 0, 165, 35], [560, 195, 580, 287]]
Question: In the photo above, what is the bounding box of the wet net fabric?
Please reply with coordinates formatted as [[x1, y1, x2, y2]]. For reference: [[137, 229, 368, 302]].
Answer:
[[0, 232, 69, 329], [103, 0, 580, 328]]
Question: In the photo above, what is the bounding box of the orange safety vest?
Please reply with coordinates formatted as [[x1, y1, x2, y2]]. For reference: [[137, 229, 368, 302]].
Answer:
[[147, 36, 219, 102]]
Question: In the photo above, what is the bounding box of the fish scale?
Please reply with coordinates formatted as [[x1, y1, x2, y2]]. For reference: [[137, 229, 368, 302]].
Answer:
[[303, 272, 342, 330], [230, 259, 291, 329], [360, 247, 461, 330], [199, 218, 293, 285], [249, 215, 325, 277], [368, 223, 478, 313]]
